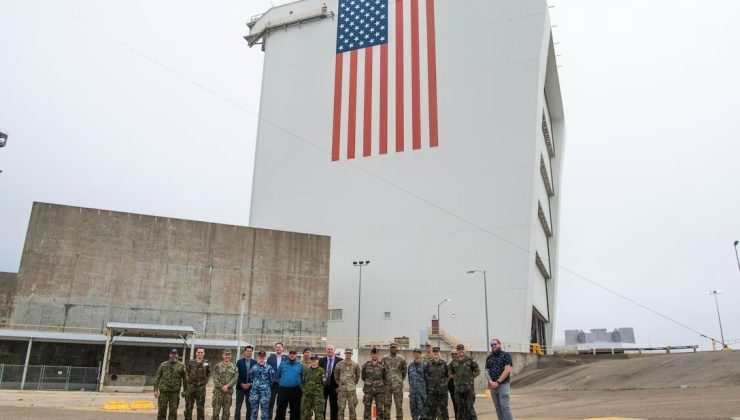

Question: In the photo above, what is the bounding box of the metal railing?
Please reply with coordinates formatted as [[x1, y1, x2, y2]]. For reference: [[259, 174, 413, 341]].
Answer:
[[0, 364, 100, 391]]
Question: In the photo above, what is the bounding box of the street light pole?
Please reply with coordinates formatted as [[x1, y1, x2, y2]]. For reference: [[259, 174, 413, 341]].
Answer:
[[237, 293, 246, 357], [467, 269, 490, 349], [733, 241, 740, 277], [353, 261, 370, 351], [709, 290, 726, 348], [437, 298, 450, 347]]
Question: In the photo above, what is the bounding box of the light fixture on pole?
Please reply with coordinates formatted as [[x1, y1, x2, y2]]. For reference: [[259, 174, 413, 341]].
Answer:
[[733, 241, 740, 277], [709, 290, 726, 348], [353, 260, 370, 351], [467, 269, 490, 349], [436, 298, 450, 347], [0, 132, 7, 148]]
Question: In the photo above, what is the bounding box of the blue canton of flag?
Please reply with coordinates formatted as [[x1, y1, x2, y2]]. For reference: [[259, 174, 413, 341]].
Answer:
[[336, 0, 389, 53]]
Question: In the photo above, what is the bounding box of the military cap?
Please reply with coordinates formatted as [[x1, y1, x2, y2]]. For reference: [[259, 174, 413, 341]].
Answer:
[[370, 347, 378, 354], [389, 342, 398, 348], [455, 344, 465, 350], [432, 347, 441, 352], [223, 349, 232, 355], [289, 350, 297, 355], [310, 354, 320, 360], [257, 351, 267, 357], [424, 342, 432, 347], [170, 348, 178, 354], [412, 348, 422, 353], [303, 347, 310, 353], [344, 348, 353, 354]]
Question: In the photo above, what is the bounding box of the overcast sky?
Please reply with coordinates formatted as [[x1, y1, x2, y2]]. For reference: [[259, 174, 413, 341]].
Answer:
[[1, 0, 739, 349]]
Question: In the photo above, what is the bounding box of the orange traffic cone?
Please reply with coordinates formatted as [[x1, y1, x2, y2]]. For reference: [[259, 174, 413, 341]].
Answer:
[[372, 401, 377, 419]]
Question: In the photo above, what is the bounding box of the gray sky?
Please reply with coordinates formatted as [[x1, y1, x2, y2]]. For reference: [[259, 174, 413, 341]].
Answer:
[[1, 0, 739, 349]]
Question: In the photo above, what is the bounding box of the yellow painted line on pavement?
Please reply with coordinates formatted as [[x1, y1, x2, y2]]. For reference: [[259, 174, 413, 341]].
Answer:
[[130, 400, 155, 409], [103, 401, 131, 410]]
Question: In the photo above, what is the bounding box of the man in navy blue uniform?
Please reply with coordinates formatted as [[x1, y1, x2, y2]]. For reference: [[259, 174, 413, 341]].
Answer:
[[267, 342, 289, 419], [236, 345, 259, 419]]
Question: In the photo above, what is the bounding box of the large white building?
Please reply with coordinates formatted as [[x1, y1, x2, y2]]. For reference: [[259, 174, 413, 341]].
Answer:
[[246, 0, 565, 352]]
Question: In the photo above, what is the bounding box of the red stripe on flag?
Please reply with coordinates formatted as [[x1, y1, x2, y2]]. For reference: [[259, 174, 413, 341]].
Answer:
[[410, 0, 421, 150], [331, 54, 344, 161], [347, 50, 358, 160], [395, 0, 404, 153], [363, 48, 373, 157], [379, 44, 388, 155], [426, 0, 439, 148]]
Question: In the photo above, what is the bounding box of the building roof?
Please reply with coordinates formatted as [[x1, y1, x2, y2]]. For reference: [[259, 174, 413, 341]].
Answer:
[[0, 329, 105, 344], [0, 329, 250, 348], [106, 322, 195, 335]]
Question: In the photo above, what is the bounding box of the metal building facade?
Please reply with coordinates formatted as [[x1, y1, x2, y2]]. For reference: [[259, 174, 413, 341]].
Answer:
[[247, 0, 565, 351]]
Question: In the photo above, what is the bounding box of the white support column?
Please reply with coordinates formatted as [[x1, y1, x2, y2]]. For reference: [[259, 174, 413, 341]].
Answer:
[[190, 334, 195, 360], [20, 338, 33, 390], [99, 330, 111, 391]]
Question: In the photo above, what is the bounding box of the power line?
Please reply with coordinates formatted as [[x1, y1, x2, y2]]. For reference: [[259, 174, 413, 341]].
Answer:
[[43, 0, 713, 340]]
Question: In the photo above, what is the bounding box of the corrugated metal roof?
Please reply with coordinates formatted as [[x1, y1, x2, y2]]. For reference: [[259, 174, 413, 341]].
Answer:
[[106, 322, 195, 333], [0, 329, 250, 348], [0, 329, 105, 344]]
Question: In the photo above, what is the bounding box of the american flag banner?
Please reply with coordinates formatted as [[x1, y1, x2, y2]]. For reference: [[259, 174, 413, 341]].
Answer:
[[331, 0, 439, 161]]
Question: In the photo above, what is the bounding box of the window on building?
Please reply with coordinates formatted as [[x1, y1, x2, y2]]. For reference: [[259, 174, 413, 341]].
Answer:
[[383, 311, 392, 320], [535, 251, 551, 280], [538, 201, 553, 237], [540, 155, 554, 196], [329, 309, 343, 321]]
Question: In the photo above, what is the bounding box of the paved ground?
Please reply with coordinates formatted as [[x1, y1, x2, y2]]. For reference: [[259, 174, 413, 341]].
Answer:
[[1, 386, 740, 419]]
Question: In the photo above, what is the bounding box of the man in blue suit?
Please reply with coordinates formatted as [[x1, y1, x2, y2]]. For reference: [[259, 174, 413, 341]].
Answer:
[[236, 345, 258, 419], [266, 342, 288, 419]]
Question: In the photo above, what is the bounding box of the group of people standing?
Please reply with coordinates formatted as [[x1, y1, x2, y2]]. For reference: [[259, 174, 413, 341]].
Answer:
[[152, 338, 514, 420]]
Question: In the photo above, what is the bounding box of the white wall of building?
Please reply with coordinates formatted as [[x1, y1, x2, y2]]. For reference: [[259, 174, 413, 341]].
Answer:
[[248, 0, 565, 351]]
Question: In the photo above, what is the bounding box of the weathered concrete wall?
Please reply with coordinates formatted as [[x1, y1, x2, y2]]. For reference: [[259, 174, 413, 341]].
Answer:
[[0, 272, 18, 323], [5, 202, 330, 339]]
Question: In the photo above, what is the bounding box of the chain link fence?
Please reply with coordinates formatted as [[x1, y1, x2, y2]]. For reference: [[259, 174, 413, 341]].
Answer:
[[0, 364, 100, 391]]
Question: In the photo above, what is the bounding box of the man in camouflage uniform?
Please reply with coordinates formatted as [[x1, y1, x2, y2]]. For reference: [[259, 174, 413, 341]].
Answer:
[[361, 348, 386, 420], [302, 348, 313, 370], [212, 349, 238, 420], [334, 348, 360, 420], [184, 347, 211, 420], [154, 348, 186, 420], [301, 354, 326, 419], [448, 344, 480, 420], [424, 347, 449, 420], [422, 343, 433, 363], [249, 351, 275, 420], [407, 348, 427, 420], [381, 342, 407, 420]]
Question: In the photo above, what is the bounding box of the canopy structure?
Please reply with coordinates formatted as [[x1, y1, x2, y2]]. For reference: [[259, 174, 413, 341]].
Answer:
[[100, 322, 195, 391]]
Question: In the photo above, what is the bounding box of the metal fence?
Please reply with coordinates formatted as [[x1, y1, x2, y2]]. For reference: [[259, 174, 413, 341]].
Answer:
[[0, 364, 100, 391]]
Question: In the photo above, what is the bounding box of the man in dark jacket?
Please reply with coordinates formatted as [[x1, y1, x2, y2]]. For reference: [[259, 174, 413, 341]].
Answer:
[[236, 345, 258, 420], [319, 344, 343, 420]]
